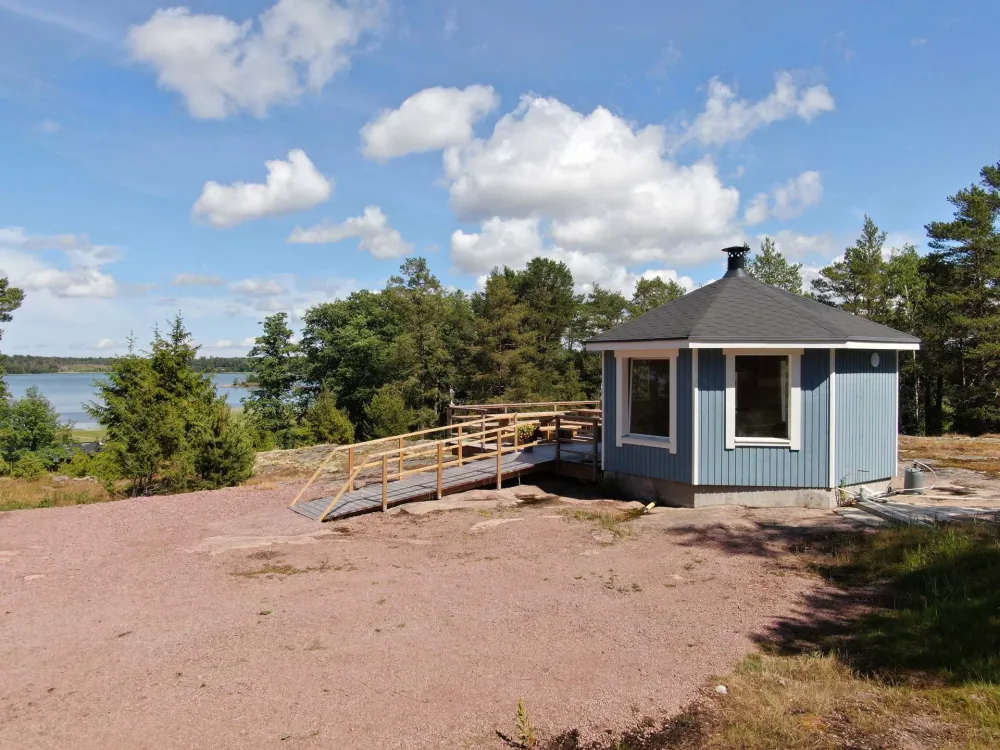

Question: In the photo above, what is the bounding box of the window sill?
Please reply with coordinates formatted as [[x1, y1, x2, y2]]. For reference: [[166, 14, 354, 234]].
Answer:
[[734, 437, 792, 448], [620, 434, 672, 449]]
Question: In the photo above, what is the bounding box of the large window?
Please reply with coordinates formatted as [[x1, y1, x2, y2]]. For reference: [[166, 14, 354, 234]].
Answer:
[[735, 355, 789, 439], [629, 359, 671, 438]]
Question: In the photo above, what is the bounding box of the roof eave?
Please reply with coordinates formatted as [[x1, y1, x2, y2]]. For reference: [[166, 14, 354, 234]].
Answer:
[[584, 338, 921, 352]]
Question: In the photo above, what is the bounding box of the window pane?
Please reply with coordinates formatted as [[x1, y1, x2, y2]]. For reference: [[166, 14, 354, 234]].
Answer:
[[735, 356, 789, 439], [629, 359, 670, 438]]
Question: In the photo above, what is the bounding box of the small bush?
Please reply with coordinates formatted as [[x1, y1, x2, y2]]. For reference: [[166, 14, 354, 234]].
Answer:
[[65, 451, 93, 478], [364, 385, 416, 439], [192, 402, 255, 489], [11, 452, 48, 480], [305, 388, 354, 445]]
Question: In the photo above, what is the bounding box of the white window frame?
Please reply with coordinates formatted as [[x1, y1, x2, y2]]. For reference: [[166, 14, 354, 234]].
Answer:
[[615, 349, 678, 453], [725, 348, 802, 451]]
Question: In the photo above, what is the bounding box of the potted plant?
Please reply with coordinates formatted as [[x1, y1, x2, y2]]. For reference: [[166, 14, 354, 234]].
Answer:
[[517, 423, 538, 452]]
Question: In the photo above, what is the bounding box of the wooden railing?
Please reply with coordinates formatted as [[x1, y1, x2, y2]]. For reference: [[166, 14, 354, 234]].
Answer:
[[448, 400, 601, 423], [291, 402, 602, 520]]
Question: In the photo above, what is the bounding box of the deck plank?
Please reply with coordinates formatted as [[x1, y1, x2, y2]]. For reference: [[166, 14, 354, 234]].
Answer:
[[289, 443, 598, 522]]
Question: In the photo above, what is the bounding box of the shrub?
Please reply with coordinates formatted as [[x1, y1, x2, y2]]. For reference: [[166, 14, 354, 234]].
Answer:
[[11, 452, 48, 480], [64, 451, 93, 478], [192, 402, 255, 489], [364, 385, 416, 439], [305, 388, 354, 445]]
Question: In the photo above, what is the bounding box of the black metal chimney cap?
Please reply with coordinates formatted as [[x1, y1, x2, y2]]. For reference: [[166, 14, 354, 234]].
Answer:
[[722, 245, 750, 278]]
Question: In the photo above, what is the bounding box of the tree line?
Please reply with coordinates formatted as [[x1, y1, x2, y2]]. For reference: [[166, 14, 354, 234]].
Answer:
[[1, 354, 251, 375], [246, 159, 1000, 444]]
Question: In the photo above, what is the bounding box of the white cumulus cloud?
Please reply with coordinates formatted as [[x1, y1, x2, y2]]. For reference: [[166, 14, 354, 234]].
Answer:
[[173, 272, 226, 287], [193, 149, 332, 228], [444, 95, 742, 272], [744, 171, 824, 225], [289, 206, 412, 258], [361, 85, 499, 161], [231, 278, 288, 296], [676, 71, 835, 149], [451, 217, 695, 294], [128, 0, 384, 119]]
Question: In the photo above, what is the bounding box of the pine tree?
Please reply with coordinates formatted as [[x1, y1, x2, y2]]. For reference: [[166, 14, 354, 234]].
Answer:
[[812, 216, 892, 322], [747, 237, 803, 294], [924, 161, 1000, 434]]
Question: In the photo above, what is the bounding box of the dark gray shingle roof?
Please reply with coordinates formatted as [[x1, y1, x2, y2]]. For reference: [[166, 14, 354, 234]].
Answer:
[[587, 276, 920, 345]]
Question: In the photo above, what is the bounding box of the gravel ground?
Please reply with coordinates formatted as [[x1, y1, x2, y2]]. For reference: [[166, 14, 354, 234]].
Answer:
[[0, 481, 836, 749]]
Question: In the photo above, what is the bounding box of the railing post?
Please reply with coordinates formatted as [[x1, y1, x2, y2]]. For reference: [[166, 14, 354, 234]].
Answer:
[[592, 417, 599, 482], [398, 437, 404, 478], [555, 416, 561, 471], [481, 415, 486, 452], [348, 446, 355, 492], [382, 454, 388, 512], [496, 430, 502, 489], [437, 442, 443, 500], [458, 422, 464, 466], [513, 413, 519, 451]]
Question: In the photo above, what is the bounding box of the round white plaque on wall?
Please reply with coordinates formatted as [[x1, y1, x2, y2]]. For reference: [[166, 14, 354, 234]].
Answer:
[[871, 352, 880, 368]]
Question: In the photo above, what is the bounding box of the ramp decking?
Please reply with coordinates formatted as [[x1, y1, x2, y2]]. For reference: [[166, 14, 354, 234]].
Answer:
[[290, 443, 597, 522]]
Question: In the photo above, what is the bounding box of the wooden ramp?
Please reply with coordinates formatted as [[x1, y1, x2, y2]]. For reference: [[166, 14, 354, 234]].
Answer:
[[287, 404, 603, 523], [290, 447, 567, 521]]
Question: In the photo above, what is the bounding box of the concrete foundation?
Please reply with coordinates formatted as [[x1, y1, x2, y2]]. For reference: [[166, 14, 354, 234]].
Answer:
[[605, 472, 894, 510]]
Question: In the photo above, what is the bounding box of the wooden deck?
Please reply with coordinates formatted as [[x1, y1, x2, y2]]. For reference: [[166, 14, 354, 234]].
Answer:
[[290, 442, 599, 522]]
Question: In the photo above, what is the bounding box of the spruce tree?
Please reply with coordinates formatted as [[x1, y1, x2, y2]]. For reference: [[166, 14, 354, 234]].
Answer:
[[747, 237, 803, 294], [925, 162, 1000, 433], [245, 312, 301, 447]]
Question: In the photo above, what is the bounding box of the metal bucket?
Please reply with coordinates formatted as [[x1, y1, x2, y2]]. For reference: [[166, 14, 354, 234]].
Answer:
[[904, 466, 925, 495]]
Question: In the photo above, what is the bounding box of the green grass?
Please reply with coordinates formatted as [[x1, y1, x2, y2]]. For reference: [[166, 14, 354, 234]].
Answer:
[[532, 523, 1000, 749], [71, 427, 107, 443]]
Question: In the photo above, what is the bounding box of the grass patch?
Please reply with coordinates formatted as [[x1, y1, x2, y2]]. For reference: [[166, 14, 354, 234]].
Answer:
[[70, 427, 107, 443], [234, 559, 330, 578], [561, 506, 644, 539], [533, 523, 1000, 749], [900, 434, 1000, 478], [0, 476, 112, 512]]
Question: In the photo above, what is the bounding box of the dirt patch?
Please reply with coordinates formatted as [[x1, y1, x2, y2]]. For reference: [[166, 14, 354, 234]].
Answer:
[[0, 481, 834, 750]]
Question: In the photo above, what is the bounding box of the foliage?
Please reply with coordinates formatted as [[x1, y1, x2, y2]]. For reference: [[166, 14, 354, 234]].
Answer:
[[87, 316, 256, 495], [747, 237, 803, 294], [0, 355, 251, 375], [364, 384, 416, 439], [629, 275, 686, 315], [65, 451, 93, 478], [0, 386, 73, 468], [244, 312, 301, 447], [11, 452, 48, 479], [191, 401, 255, 489], [0, 275, 24, 396], [304, 388, 354, 445]]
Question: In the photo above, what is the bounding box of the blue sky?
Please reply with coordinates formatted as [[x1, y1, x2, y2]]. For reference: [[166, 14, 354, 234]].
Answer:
[[0, 0, 996, 356]]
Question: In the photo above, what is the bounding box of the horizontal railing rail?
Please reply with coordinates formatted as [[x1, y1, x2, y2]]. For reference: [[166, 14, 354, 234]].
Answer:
[[290, 402, 603, 520]]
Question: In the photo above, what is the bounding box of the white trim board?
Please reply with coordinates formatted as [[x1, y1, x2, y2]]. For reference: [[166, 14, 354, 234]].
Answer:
[[725, 349, 802, 451], [586, 340, 919, 352], [828, 349, 837, 489], [692, 349, 699, 486], [614, 350, 678, 454]]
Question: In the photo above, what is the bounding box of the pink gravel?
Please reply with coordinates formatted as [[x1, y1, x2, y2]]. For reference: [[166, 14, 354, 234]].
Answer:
[[0, 483, 832, 749]]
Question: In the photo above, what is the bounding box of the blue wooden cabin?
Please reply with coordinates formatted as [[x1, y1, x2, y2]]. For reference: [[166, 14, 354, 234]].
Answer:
[[585, 247, 920, 509]]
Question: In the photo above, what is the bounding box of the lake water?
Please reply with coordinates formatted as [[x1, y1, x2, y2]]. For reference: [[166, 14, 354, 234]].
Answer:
[[4, 372, 254, 431]]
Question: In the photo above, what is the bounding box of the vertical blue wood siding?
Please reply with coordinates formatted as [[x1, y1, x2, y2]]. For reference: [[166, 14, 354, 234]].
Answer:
[[835, 350, 897, 485], [698, 349, 830, 488], [603, 350, 693, 483]]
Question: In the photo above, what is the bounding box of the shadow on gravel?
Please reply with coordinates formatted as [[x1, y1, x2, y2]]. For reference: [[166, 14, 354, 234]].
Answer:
[[531, 522, 1000, 749]]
